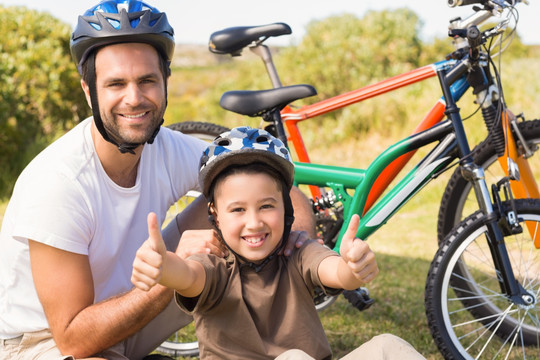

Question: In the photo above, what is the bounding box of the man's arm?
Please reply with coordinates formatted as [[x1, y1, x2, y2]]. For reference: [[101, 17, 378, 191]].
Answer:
[[29, 240, 172, 359], [290, 186, 316, 238]]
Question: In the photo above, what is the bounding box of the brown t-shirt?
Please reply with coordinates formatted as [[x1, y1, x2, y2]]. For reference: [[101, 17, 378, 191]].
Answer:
[[175, 240, 341, 360]]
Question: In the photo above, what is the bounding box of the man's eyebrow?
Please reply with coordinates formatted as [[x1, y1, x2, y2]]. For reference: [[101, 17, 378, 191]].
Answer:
[[103, 73, 160, 83]]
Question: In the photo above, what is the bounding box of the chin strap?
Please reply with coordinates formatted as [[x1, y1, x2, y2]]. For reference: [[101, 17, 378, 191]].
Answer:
[[86, 51, 165, 154], [207, 181, 295, 273]]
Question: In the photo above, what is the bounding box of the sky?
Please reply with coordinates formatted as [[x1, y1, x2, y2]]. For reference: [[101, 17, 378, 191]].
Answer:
[[2, 0, 539, 46]]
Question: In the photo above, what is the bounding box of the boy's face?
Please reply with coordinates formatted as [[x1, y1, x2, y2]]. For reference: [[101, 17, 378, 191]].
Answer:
[[212, 172, 285, 262]]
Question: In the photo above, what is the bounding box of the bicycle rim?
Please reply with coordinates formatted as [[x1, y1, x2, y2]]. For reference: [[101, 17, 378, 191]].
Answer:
[[156, 320, 199, 357]]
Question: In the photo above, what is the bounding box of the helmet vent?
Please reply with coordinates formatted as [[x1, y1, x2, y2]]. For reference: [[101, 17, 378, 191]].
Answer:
[[216, 139, 231, 146], [256, 135, 269, 143]]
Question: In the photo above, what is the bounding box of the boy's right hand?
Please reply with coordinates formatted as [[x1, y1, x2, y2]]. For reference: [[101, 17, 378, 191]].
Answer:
[[131, 212, 167, 291]]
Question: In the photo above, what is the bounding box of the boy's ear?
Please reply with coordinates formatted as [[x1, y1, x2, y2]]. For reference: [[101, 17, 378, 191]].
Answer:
[[208, 203, 219, 227]]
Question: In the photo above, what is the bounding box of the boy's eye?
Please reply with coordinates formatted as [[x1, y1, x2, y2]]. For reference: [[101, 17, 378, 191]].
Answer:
[[261, 204, 275, 210], [231, 207, 245, 213]]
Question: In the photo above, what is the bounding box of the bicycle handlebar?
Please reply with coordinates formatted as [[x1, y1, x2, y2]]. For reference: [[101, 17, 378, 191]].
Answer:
[[448, 0, 486, 7], [448, 0, 524, 7]]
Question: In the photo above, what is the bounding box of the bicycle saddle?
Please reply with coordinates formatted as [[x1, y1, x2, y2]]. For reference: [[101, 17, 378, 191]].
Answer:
[[209, 23, 291, 56], [220, 85, 317, 117]]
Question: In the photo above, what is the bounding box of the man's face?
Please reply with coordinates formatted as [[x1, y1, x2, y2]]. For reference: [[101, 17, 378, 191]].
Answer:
[[87, 42, 167, 145]]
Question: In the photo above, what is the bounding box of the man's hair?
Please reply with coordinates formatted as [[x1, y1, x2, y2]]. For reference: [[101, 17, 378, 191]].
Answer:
[[80, 44, 171, 85]]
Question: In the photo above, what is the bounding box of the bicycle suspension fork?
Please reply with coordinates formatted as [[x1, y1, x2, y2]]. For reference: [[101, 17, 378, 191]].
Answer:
[[439, 66, 534, 306], [471, 56, 540, 247]]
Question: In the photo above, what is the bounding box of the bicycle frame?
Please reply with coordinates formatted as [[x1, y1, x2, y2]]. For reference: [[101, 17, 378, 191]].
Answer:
[[289, 60, 531, 302], [293, 119, 456, 246], [281, 60, 540, 220]]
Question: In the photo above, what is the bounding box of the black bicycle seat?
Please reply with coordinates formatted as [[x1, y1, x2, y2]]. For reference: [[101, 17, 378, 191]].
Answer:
[[220, 84, 317, 117], [209, 23, 292, 56]]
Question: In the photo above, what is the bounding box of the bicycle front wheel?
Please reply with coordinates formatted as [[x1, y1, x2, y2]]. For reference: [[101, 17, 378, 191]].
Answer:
[[438, 118, 540, 243], [425, 199, 540, 360]]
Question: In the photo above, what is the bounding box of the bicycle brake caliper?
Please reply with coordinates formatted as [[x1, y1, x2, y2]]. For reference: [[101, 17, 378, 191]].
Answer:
[[491, 178, 523, 236]]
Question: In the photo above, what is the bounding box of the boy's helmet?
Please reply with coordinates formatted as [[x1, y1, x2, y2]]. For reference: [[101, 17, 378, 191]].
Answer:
[[199, 126, 294, 198], [70, 0, 175, 72]]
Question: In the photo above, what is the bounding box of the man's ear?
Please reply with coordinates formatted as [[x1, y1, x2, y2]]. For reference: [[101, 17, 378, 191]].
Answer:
[[81, 80, 92, 108]]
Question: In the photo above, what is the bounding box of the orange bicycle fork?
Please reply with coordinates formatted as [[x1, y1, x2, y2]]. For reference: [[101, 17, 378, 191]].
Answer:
[[500, 110, 540, 248]]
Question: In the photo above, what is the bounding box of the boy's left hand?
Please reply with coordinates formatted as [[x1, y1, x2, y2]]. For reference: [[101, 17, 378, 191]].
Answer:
[[340, 214, 379, 284]]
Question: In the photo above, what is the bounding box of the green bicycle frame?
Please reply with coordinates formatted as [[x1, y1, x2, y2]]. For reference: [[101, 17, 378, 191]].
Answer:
[[294, 120, 457, 252]]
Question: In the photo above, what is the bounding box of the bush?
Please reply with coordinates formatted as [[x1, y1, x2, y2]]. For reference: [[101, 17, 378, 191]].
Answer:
[[0, 6, 89, 199], [277, 9, 424, 99]]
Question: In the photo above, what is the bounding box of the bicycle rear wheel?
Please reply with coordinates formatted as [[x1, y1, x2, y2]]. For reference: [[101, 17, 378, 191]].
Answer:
[[438, 118, 540, 243], [425, 199, 540, 360]]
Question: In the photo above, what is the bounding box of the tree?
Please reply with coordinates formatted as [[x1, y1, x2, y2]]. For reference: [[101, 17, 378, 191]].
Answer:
[[0, 6, 89, 199]]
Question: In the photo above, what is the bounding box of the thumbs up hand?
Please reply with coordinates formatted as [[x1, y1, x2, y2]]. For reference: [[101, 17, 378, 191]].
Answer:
[[132, 212, 168, 291], [339, 214, 379, 284]]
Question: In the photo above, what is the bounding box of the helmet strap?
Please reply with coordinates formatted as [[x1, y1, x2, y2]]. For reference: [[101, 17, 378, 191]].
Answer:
[[86, 51, 164, 155]]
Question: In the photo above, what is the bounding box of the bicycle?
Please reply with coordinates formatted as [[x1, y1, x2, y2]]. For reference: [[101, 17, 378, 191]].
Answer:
[[159, 1, 539, 358], [207, 1, 540, 249]]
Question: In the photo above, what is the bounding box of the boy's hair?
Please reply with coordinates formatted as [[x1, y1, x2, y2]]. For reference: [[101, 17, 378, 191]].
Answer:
[[209, 162, 285, 201]]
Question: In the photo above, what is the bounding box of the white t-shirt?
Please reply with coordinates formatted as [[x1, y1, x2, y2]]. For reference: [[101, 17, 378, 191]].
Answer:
[[0, 118, 207, 339]]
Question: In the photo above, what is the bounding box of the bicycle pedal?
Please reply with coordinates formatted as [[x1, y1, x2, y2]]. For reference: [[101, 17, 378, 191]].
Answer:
[[343, 287, 375, 312]]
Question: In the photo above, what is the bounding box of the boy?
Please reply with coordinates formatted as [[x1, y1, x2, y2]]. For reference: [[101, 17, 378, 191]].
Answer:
[[132, 127, 424, 359]]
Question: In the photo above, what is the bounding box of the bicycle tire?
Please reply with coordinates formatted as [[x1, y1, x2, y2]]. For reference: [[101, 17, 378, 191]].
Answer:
[[157, 121, 229, 358], [166, 121, 230, 140], [425, 198, 540, 360], [437, 118, 540, 243]]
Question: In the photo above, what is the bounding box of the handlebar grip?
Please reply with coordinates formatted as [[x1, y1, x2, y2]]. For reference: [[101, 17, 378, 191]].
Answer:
[[448, 0, 485, 7]]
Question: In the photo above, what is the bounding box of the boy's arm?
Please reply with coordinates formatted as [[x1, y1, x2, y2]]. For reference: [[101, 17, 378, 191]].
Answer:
[[318, 214, 379, 290], [160, 251, 205, 298], [132, 212, 205, 298]]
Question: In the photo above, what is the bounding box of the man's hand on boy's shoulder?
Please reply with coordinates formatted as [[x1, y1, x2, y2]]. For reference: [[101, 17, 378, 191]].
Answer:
[[176, 229, 229, 259], [281, 230, 322, 256]]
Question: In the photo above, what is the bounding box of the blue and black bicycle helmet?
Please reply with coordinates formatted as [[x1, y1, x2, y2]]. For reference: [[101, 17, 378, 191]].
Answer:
[[70, 0, 175, 73], [199, 127, 295, 272], [70, 0, 175, 154], [199, 126, 294, 198]]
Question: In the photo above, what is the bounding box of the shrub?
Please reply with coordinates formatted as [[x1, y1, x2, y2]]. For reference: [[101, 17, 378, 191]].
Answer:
[[0, 6, 89, 199]]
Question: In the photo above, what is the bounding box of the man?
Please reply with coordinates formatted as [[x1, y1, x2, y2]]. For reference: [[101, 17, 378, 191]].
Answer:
[[0, 1, 314, 359]]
